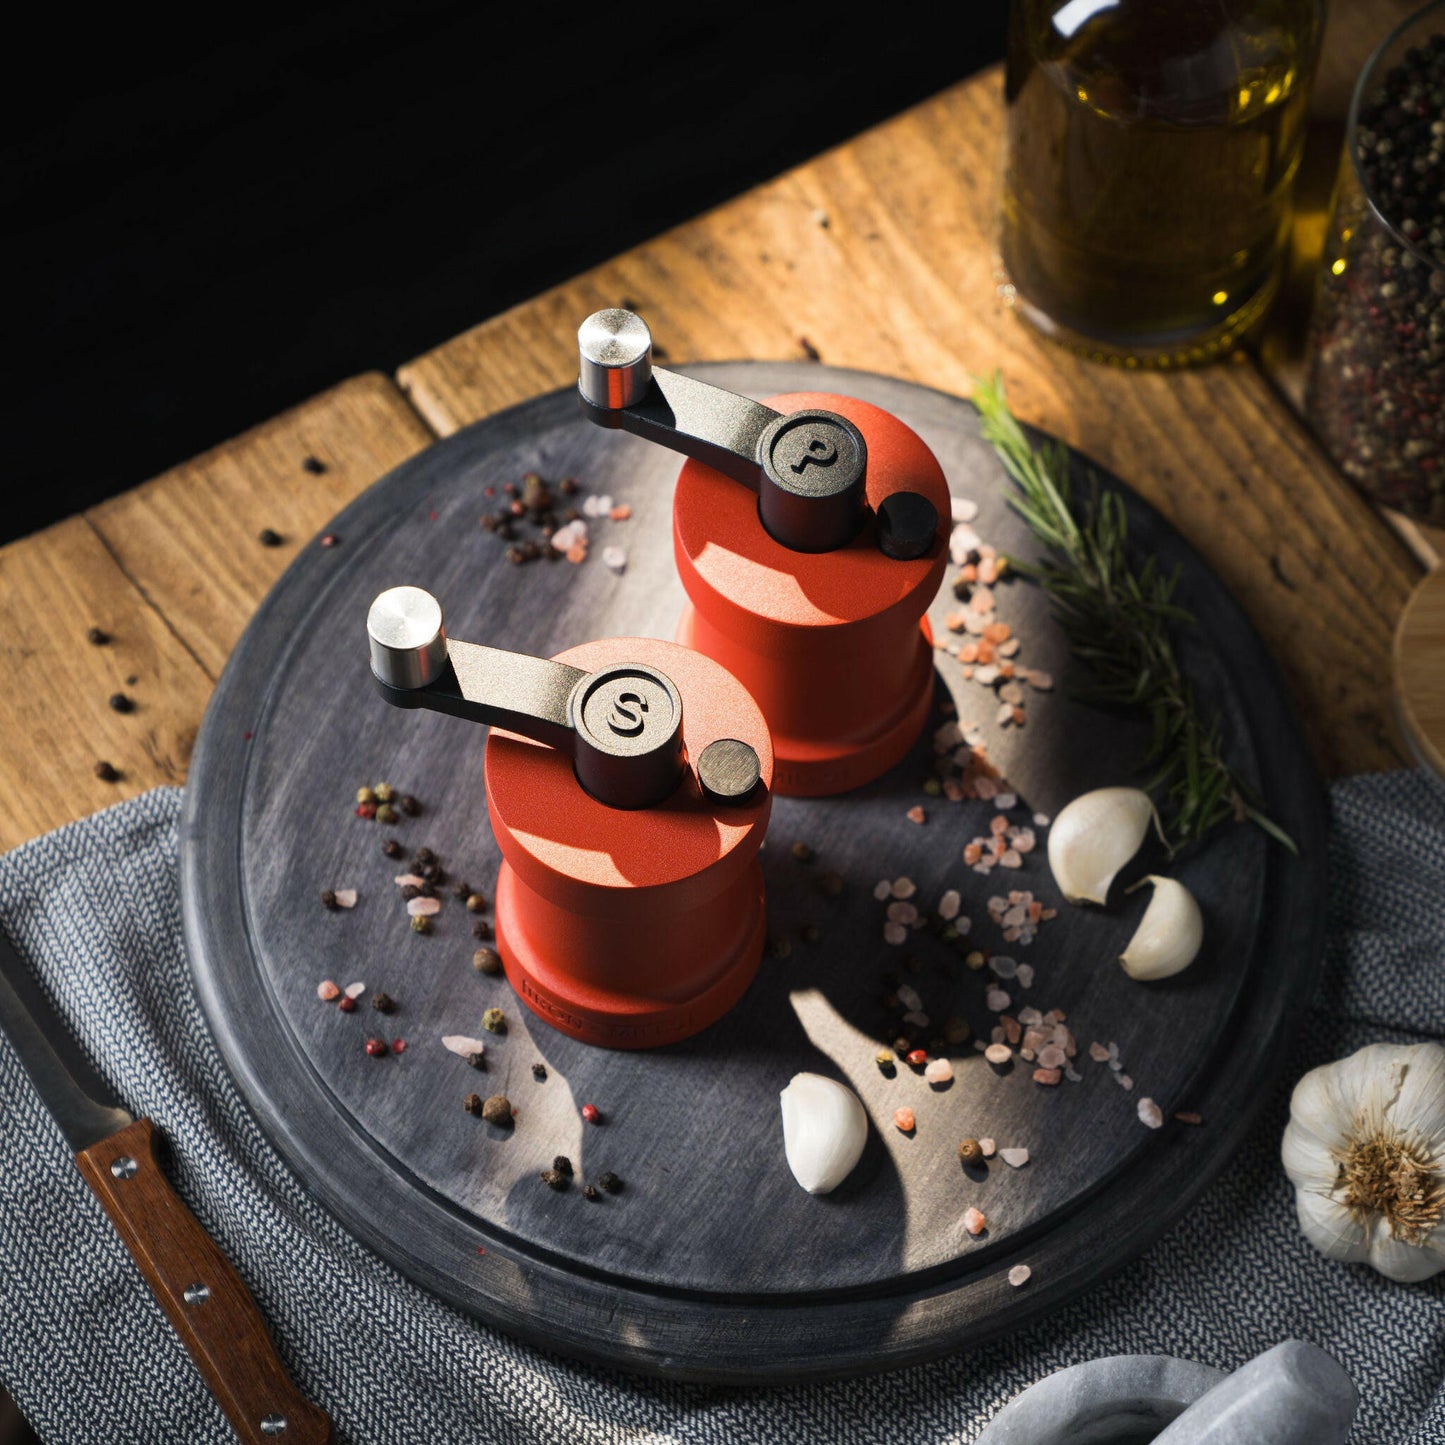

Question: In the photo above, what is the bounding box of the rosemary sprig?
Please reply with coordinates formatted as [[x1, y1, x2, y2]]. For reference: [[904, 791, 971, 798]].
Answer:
[[970, 371, 1295, 855]]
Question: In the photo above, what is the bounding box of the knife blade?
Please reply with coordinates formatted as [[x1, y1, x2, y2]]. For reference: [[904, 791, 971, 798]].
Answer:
[[0, 932, 333, 1444]]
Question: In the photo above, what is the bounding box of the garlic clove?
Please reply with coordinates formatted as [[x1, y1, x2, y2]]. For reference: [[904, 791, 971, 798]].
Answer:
[[1119, 876, 1203, 980], [1366, 1218, 1445, 1284], [1292, 1185, 1368, 1262], [1046, 786, 1159, 905], [779, 1072, 868, 1195], [1389, 1045, 1445, 1151]]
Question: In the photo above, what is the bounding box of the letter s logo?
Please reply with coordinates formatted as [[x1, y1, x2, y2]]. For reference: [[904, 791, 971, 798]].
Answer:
[[607, 691, 648, 737]]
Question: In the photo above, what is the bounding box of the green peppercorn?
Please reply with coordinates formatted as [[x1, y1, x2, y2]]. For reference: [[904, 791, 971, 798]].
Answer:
[[481, 1007, 506, 1034], [481, 1094, 512, 1127], [410, 916, 433, 935], [876, 1049, 896, 1073], [375, 804, 397, 825]]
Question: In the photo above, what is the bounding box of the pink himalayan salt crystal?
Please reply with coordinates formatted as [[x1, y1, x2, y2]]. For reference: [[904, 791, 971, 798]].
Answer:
[[1037, 1045, 1066, 1070], [984, 1044, 1013, 1067], [1001, 849, 1023, 869], [873, 879, 892, 900], [980, 1137, 997, 1157], [1138, 1097, 1164, 1129], [906, 805, 926, 824], [1016, 964, 1035, 988], [394, 873, 425, 887], [1001, 1016, 1022, 1045], [963, 1207, 987, 1237], [317, 980, 341, 1002], [1008, 1264, 1032, 1288], [343, 981, 366, 1000], [332, 889, 357, 909], [887, 900, 919, 925], [938, 889, 961, 921], [1033, 1067, 1062, 1086], [896, 984, 923, 1012], [924, 1058, 954, 1086], [999, 1147, 1030, 1168], [407, 896, 441, 917], [891, 877, 917, 900], [989, 814, 1009, 836], [1090, 1041, 1112, 1062], [986, 988, 1011, 1013], [893, 1107, 916, 1132], [883, 921, 908, 945], [442, 1035, 487, 1059]]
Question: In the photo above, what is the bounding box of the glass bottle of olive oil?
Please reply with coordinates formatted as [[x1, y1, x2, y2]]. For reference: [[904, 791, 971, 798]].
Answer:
[[1000, 0, 1322, 366]]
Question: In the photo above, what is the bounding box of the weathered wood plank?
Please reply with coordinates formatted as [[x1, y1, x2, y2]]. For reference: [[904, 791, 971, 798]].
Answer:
[[0, 516, 212, 849], [89, 373, 433, 679], [399, 70, 1418, 777]]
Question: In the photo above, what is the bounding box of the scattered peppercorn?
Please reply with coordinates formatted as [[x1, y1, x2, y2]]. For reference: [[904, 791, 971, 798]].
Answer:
[[817, 871, 846, 898], [451, 881, 472, 900], [414, 847, 435, 866], [372, 782, 394, 803], [321, 889, 339, 910], [355, 802, 377, 820], [302, 456, 327, 475], [472, 920, 493, 940], [531, 1061, 548, 1081], [258, 528, 284, 547], [464, 1093, 483, 1116], [582, 1184, 600, 1201], [108, 692, 134, 713], [320, 533, 340, 548], [357, 787, 377, 807], [540, 1167, 568, 1191], [560, 477, 579, 496], [383, 839, 405, 859], [410, 916, 433, 935], [552, 1154, 573, 1176], [466, 893, 487, 914], [957, 1138, 983, 1166], [399, 795, 422, 817], [597, 1171, 622, 1194], [790, 840, 814, 863], [338, 996, 357, 1013], [876, 1049, 897, 1074], [400, 884, 422, 901], [466, 1051, 485, 1070], [93, 761, 120, 782], [769, 936, 792, 960], [365, 1038, 389, 1058], [375, 804, 397, 825], [371, 992, 395, 1014], [474, 948, 503, 976], [906, 1049, 928, 1068], [481, 1094, 512, 1127], [86, 627, 110, 645], [481, 1007, 506, 1033], [581, 1103, 602, 1125]]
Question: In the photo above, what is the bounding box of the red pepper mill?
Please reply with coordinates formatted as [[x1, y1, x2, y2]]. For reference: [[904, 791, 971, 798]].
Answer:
[[367, 586, 773, 1049], [578, 309, 952, 796]]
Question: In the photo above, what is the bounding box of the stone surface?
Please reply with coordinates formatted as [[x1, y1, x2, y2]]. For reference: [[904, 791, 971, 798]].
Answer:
[[1151, 1340, 1358, 1445], [976, 1354, 1227, 1445]]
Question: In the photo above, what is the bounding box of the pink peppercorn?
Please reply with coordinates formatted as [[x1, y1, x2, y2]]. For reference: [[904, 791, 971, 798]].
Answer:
[[906, 1049, 928, 1067], [392, 1039, 407, 1054], [581, 1103, 602, 1125], [365, 1038, 389, 1058], [337, 997, 357, 1013]]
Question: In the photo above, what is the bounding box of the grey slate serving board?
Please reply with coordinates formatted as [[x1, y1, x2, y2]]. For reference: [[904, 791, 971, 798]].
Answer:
[[181, 363, 1326, 1382]]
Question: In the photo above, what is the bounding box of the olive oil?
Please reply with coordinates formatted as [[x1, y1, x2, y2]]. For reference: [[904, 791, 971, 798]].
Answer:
[[1000, 0, 1321, 366]]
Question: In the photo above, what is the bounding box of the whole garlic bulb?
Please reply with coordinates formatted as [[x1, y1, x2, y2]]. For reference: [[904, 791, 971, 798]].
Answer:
[[1282, 1042, 1445, 1282], [779, 1072, 868, 1195], [1047, 787, 1159, 905]]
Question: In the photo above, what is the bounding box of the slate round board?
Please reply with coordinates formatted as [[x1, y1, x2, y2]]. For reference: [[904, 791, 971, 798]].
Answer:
[[181, 363, 1327, 1383]]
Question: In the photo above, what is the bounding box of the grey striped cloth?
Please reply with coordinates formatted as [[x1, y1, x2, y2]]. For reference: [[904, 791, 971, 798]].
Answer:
[[0, 775, 1442, 1444]]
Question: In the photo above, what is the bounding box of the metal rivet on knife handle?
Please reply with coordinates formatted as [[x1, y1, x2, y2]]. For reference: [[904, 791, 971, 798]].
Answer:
[[261, 1415, 289, 1435], [184, 1283, 211, 1306], [110, 1155, 138, 1179]]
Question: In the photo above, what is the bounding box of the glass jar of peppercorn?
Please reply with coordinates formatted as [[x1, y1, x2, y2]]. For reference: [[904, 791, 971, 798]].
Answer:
[[1305, 3, 1445, 523]]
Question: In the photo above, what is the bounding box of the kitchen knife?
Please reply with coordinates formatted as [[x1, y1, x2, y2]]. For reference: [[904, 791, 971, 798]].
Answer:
[[0, 932, 332, 1444]]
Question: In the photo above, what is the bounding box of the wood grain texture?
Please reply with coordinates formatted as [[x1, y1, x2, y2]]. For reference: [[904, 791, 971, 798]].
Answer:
[[399, 68, 1419, 779], [75, 1118, 332, 1445], [88, 372, 433, 680], [0, 517, 212, 850], [182, 369, 1326, 1380], [1395, 569, 1445, 778]]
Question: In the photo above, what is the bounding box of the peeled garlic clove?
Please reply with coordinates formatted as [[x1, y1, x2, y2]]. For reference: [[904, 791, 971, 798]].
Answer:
[[1120, 876, 1203, 980], [1047, 786, 1159, 904], [779, 1072, 868, 1195]]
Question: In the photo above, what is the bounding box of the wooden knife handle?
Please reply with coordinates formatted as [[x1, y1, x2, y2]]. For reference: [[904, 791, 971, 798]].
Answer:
[[75, 1118, 333, 1444]]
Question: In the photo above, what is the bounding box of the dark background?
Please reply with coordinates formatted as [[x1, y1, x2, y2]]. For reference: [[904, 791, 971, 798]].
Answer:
[[6, 4, 1010, 548]]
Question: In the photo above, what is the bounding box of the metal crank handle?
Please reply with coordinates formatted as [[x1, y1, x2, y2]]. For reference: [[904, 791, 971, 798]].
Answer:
[[367, 586, 758, 809], [575, 308, 937, 560]]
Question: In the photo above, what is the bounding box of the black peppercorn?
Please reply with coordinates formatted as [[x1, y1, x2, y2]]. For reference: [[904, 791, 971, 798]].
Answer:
[[371, 992, 395, 1014], [93, 761, 120, 782], [552, 1155, 573, 1176], [559, 477, 579, 496], [473, 948, 503, 976], [540, 1168, 568, 1191], [466, 893, 487, 914], [582, 1184, 600, 1202], [401, 884, 422, 901], [531, 1061, 547, 1080], [414, 847, 435, 866], [383, 839, 405, 859], [471, 920, 493, 941], [321, 889, 339, 910], [302, 456, 326, 475], [451, 881, 472, 900], [108, 693, 134, 713], [597, 1172, 622, 1195], [463, 1093, 483, 1116], [86, 626, 110, 646], [817, 871, 846, 898], [258, 528, 284, 547], [399, 795, 422, 817]]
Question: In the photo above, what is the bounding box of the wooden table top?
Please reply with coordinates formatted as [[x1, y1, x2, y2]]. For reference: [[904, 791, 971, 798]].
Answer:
[[3, 12, 1438, 854]]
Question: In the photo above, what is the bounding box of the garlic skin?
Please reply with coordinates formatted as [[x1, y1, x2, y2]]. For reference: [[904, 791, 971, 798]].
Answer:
[[1282, 1042, 1445, 1282], [1046, 787, 1159, 905], [779, 1072, 868, 1195], [1119, 876, 1203, 980]]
